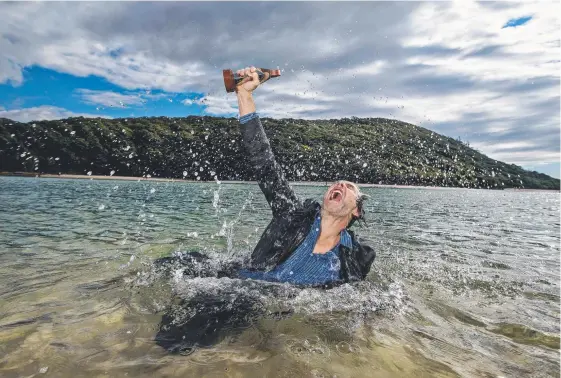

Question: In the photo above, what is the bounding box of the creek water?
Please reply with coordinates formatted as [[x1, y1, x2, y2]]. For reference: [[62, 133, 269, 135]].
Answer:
[[0, 176, 559, 377]]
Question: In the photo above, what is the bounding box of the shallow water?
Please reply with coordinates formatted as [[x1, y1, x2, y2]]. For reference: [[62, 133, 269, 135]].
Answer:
[[0, 176, 559, 377]]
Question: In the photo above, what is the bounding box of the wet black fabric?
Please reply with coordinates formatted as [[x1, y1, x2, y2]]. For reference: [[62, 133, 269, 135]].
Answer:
[[152, 251, 241, 279], [155, 290, 265, 355], [153, 253, 295, 354]]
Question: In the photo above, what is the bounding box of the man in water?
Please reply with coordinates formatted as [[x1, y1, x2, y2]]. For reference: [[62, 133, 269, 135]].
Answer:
[[234, 66, 375, 288], [154, 66, 376, 353]]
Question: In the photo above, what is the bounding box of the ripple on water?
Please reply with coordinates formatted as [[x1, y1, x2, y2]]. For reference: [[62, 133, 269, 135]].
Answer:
[[427, 301, 487, 328], [522, 290, 560, 303], [309, 368, 336, 378], [334, 340, 363, 356], [490, 323, 561, 350], [480, 260, 512, 270], [184, 346, 271, 366], [285, 336, 331, 359]]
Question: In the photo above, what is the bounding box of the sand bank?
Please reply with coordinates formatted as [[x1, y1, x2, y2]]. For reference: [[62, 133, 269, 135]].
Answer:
[[1, 172, 467, 190]]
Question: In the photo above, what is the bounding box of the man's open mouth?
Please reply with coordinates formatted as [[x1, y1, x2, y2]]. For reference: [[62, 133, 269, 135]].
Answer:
[[329, 188, 344, 202]]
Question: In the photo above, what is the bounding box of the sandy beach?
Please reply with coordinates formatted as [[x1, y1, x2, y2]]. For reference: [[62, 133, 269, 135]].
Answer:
[[1, 172, 467, 190], [2, 172, 557, 191]]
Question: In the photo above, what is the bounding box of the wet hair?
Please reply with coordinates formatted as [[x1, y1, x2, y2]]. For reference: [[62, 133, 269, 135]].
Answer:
[[347, 193, 368, 228]]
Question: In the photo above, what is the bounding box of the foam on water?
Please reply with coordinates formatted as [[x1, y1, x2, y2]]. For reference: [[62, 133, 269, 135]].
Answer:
[[131, 247, 409, 337]]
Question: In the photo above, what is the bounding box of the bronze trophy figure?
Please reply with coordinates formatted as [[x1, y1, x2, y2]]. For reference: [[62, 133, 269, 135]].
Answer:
[[223, 68, 281, 93]]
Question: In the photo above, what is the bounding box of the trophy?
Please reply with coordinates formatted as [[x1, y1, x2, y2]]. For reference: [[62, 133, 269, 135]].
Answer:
[[223, 68, 281, 93]]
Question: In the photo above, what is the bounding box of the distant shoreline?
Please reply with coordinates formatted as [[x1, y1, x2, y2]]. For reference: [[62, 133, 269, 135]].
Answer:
[[1, 172, 558, 192]]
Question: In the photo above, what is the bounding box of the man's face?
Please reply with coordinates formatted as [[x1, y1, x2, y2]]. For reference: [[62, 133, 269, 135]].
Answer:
[[322, 180, 360, 218]]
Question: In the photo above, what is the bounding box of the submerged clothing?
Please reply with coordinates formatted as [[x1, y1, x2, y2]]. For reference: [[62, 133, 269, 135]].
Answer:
[[238, 212, 352, 286], [239, 112, 376, 286], [155, 278, 296, 355]]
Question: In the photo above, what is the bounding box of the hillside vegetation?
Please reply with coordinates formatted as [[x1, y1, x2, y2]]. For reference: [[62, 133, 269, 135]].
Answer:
[[0, 116, 558, 190]]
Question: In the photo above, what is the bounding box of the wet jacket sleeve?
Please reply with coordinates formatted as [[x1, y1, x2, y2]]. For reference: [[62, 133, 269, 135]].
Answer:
[[240, 113, 301, 217], [343, 230, 377, 281], [356, 242, 376, 279]]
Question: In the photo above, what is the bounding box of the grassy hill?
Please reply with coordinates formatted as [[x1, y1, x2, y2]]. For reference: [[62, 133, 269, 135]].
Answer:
[[0, 116, 558, 190]]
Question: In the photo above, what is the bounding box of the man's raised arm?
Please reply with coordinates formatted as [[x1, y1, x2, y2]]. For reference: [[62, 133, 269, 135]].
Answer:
[[236, 66, 300, 217]]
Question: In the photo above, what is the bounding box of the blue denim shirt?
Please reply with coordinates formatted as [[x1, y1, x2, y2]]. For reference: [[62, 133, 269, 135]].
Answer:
[[239, 212, 352, 286]]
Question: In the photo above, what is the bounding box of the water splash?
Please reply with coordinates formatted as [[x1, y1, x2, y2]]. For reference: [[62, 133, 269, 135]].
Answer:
[[132, 251, 408, 333]]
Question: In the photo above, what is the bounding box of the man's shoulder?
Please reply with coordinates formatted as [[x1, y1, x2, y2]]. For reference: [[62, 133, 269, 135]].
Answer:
[[340, 229, 376, 281], [302, 198, 320, 209], [345, 229, 373, 250], [279, 198, 319, 217]]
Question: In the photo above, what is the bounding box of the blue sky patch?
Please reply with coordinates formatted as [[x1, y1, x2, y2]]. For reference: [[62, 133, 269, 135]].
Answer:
[[523, 162, 560, 179], [502, 16, 532, 29], [0, 66, 212, 118]]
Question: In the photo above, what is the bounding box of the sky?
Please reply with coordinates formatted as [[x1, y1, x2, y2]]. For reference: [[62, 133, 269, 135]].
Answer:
[[0, 1, 559, 178]]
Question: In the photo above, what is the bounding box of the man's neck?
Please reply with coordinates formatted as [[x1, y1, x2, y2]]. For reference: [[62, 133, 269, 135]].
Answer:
[[319, 208, 348, 241], [312, 209, 348, 254]]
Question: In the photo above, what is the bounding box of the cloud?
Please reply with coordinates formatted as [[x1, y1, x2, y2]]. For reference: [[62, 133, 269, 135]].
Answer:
[[74, 88, 172, 109], [0, 106, 109, 123], [76, 89, 146, 108], [0, 58, 24, 86], [0, 1, 559, 171], [0, 2, 419, 93], [183, 95, 238, 116]]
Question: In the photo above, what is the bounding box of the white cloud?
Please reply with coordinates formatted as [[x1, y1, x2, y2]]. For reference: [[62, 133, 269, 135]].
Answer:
[[76, 89, 145, 108], [397, 1, 559, 165], [346, 60, 387, 77], [183, 95, 238, 116], [75, 88, 172, 109], [0, 58, 24, 86], [0, 106, 109, 123], [39, 43, 208, 92], [481, 150, 560, 166]]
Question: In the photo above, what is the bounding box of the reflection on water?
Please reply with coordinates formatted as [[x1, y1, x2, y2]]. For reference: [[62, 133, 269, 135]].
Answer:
[[0, 177, 559, 377]]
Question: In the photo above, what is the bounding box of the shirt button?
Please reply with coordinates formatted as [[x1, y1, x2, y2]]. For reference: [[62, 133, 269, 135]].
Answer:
[[289, 271, 293, 275]]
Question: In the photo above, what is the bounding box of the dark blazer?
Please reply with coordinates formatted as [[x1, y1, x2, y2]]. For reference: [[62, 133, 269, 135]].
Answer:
[[241, 115, 376, 284]]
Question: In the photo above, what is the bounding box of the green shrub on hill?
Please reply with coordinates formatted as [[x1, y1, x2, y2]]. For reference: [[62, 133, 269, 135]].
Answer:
[[0, 116, 558, 190]]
